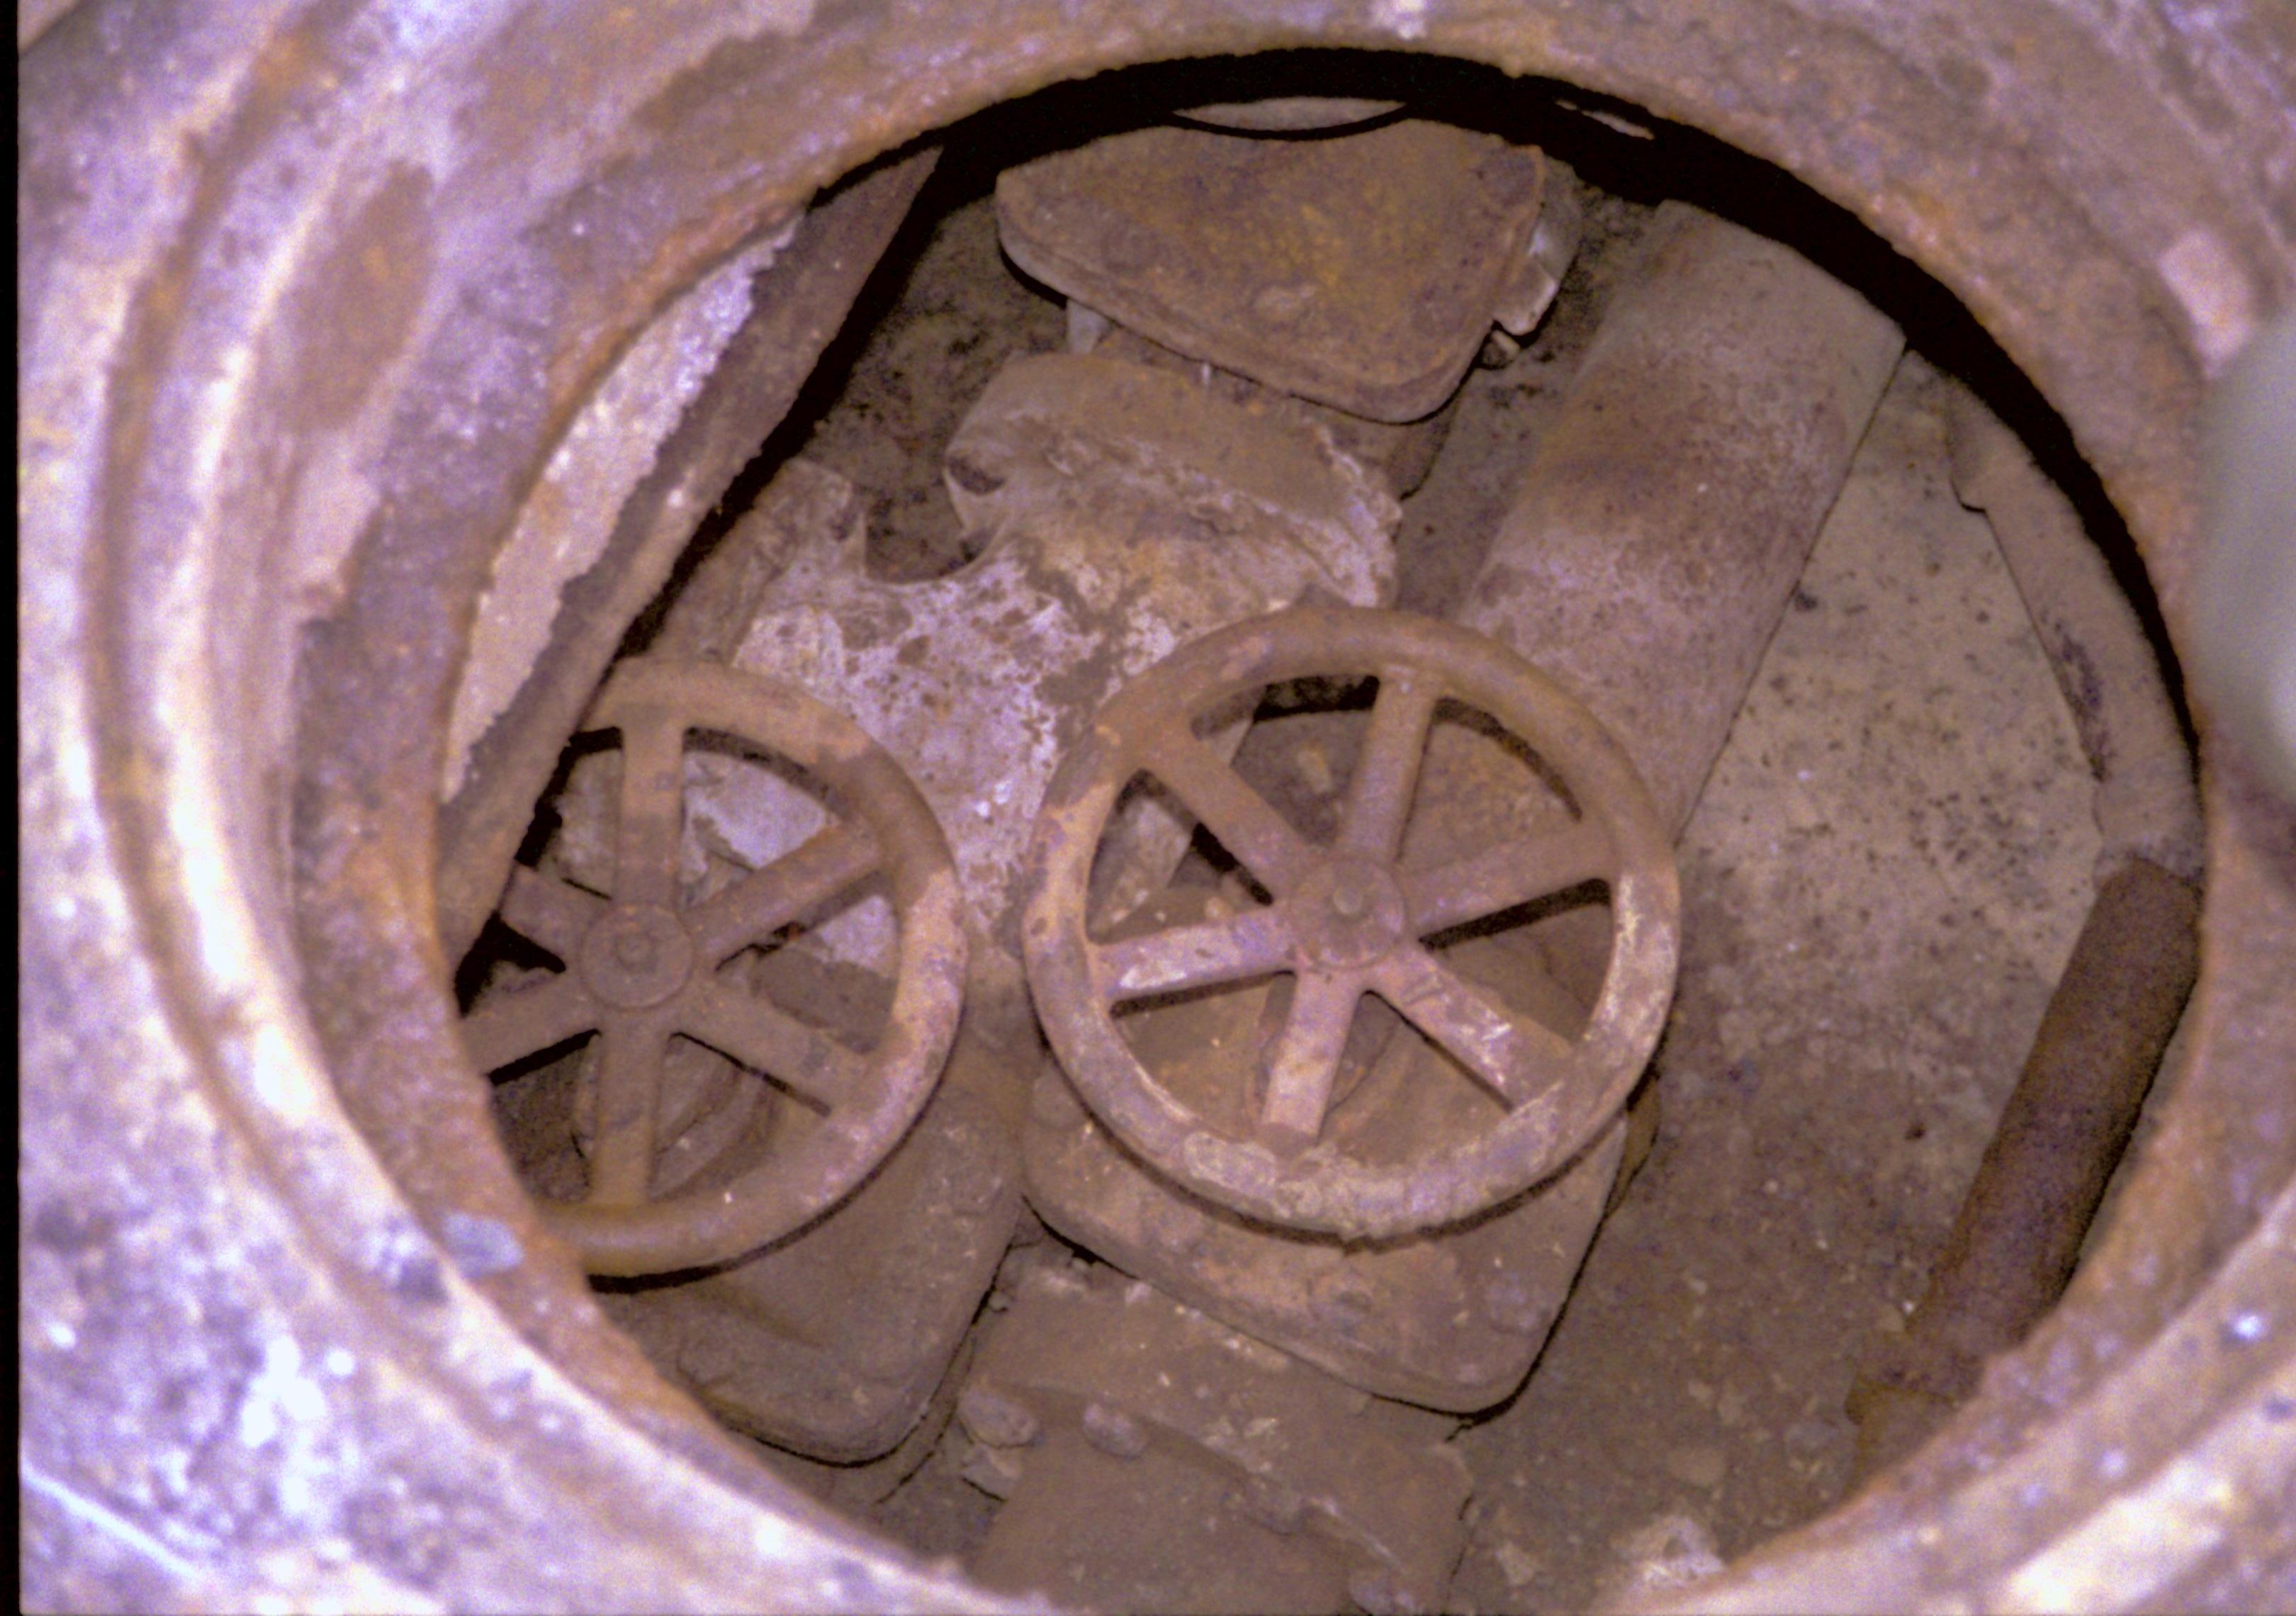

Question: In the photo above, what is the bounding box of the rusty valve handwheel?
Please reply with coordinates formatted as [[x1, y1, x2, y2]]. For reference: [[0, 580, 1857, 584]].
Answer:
[[460, 658, 967, 1276], [1023, 606, 1680, 1239]]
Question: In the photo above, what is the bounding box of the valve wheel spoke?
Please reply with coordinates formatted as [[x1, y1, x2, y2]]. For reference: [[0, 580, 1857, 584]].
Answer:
[[1093, 906, 1297, 1004], [1139, 720, 1317, 897], [1258, 970, 1364, 1149], [459, 972, 598, 1074], [1023, 606, 1679, 1240], [683, 975, 869, 1111], [1370, 944, 1572, 1109], [1400, 818, 1614, 936], [498, 865, 608, 959], [586, 1012, 671, 1206], [613, 705, 689, 909], [684, 819, 881, 965], [464, 658, 968, 1276], [1339, 672, 1441, 861]]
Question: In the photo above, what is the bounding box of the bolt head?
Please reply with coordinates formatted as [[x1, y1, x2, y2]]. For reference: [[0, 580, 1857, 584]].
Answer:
[[1081, 1400, 1148, 1459], [1232, 1473, 1306, 1535], [612, 925, 658, 971], [1348, 1566, 1424, 1616], [575, 902, 694, 1010], [1290, 858, 1406, 970], [957, 1383, 1042, 1449]]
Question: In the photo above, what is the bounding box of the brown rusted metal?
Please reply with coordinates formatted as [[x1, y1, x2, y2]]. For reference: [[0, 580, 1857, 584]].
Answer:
[[1025, 965, 1629, 1408], [598, 1054, 1018, 1462], [435, 152, 939, 965], [998, 118, 1551, 422], [702, 352, 1397, 958], [517, 453, 1035, 1464], [1847, 856, 2204, 1480], [1948, 386, 2206, 883], [1018, 192, 1889, 1417], [19, 1, 2294, 1610], [1075, 321, 1468, 500], [604, 342, 1403, 1453], [765, 1330, 984, 1511], [962, 1250, 1472, 1614], [467, 657, 968, 1276], [1023, 604, 1680, 1240]]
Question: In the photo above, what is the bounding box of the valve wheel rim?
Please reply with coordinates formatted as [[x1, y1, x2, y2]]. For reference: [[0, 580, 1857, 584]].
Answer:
[[459, 657, 968, 1276], [1022, 605, 1681, 1240]]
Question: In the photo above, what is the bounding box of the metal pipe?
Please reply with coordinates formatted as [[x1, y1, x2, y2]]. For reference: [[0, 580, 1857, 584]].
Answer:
[[1846, 385, 2212, 1482], [1946, 388, 2204, 882], [1848, 856, 2201, 1480]]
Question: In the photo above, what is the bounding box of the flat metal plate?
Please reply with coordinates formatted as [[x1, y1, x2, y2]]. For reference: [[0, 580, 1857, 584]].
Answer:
[[1022, 963, 1623, 1414], [967, 1251, 1470, 1613], [598, 1074, 1017, 1462], [998, 120, 1547, 422]]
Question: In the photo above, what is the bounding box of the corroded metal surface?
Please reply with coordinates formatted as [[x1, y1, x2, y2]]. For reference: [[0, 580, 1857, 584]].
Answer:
[[703, 352, 1397, 958], [436, 225, 794, 807], [598, 1065, 1017, 1461], [18, 0, 2294, 1610], [1025, 992, 1628, 1409], [1079, 320, 1467, 500], [466, 658, 968, 1276], [764, 1331, 983, 1511], [2192, 312, 2296, 804], [603, 347, 1399, 1464], [1015, 193, 1888, 1413], [961, 1251, 1473, 1614], [1948, 387, 2207, 882], [1024, 605, 1680, 1240], [1847, 858, 2203, 1479], [495, 526, 1028, 1459], [998, 119, 1551, 422]]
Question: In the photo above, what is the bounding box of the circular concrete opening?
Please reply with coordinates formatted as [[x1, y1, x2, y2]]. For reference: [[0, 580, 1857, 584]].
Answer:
[[21, 7, 2291, 1611]]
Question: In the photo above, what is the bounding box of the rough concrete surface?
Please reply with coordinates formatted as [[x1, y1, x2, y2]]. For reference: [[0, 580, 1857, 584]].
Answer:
[[1448, 354, 2100, 1614]]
